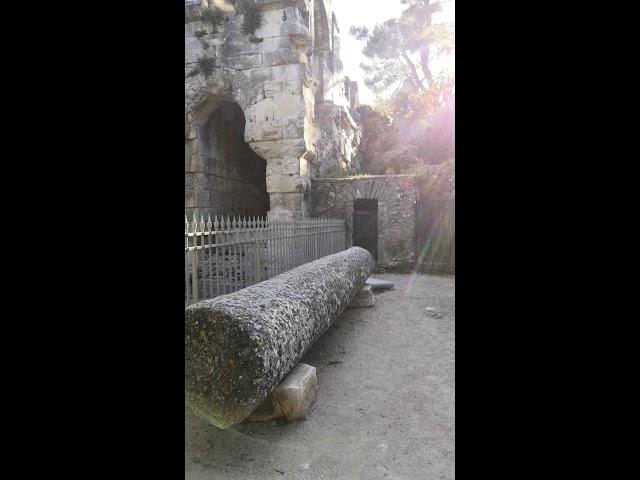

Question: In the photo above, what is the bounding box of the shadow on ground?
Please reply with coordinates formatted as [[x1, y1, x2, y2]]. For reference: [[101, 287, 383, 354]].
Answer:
[[186, 273, 455, 480]]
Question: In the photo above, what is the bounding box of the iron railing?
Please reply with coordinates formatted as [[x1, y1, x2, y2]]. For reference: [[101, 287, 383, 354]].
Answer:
[[185, 214, 346, 306]]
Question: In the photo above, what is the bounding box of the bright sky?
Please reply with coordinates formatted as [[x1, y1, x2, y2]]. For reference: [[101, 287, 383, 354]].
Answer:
[[332, 0, 455, 105]]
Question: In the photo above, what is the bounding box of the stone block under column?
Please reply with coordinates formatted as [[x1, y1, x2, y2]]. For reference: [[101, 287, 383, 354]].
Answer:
[[347, 285, 375, 308], [245, 363, 318, 422]]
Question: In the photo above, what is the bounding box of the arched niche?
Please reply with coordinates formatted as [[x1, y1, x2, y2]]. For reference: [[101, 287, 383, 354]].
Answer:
[[186, 97, 270, 217]]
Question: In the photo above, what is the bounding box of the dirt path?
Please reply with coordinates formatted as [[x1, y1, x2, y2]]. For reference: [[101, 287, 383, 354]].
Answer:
[[186, 273, 455, 479]]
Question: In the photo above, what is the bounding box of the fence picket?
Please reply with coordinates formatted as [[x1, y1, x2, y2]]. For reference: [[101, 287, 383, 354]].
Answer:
[[185, 215, 190, 307]]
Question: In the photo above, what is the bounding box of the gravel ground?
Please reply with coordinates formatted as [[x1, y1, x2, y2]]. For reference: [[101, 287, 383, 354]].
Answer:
[[185, 273, 455, 480]]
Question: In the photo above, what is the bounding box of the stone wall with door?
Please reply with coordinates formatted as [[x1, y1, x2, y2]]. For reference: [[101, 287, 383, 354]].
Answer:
[[311, 175, 417, 270]]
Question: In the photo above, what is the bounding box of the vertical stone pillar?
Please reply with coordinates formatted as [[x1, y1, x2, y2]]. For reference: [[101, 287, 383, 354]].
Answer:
[[245, 64, 313, 219]]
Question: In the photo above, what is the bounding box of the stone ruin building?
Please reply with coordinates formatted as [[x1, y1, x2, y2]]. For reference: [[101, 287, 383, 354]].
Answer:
[[185, 0, 417, 269]]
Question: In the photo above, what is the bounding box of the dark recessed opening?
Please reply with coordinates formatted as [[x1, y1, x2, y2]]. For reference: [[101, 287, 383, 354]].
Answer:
[[353, 199, 378, 261], [197, 101, 270, 217]]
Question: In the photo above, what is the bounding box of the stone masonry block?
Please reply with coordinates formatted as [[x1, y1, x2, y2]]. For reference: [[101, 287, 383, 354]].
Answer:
[[280, 156, 300, 175], [272, 93, 305, 120], [254, 63, 306, 85], [246, 363, 318, 422], [223, 54, 263, 70], [261, 120, 283, 141], [275, 363, 318, 421], [281, 192, 304, 211], [347, 285, 375, 309], [264, 82, 283, 98], [281, 19, 310, 41], [259, 36, 293, 53], [266, 173, 305, 193], [262, 49, 306, 67], [249, 98, 276, 123], [267, 158, 299, 176], [284, 80, 303, 96], [269, 192, 304, 214]]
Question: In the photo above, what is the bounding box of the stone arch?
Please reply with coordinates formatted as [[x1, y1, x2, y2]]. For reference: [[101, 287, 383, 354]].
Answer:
[[186, 82, 309, 218], [186, 94, 270, 217]]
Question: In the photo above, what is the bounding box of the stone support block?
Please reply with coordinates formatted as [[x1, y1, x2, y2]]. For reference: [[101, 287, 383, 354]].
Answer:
[[268, 192, 305, 216], [223, 54, 263, 70], [262, 49, 305, 67], [266, 173, 305, 193], [365, 277, 395, 291], [245, 363, 318, 422], [347, 285, 375, 308]]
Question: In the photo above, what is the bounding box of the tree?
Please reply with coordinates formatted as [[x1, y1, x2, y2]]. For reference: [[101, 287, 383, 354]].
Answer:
[[398, 0, 453, 87], [350, 0, 455, 166], [353, 2, 456, 272], [350, 0, 454, 96]]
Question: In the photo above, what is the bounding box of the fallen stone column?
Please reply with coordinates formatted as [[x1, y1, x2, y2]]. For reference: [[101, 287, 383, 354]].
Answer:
[[185, 246, 374, 429]]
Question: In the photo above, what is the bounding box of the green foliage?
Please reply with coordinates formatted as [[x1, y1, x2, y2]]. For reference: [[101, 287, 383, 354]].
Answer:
[[351, 0, 454, 96], [196, 55, 216, 78], [351, 0, 454, 172], [236, 0, 263, 36], [378, 73, 454, 120], [356, 105, 394, 173], [187, 68, 200, 78], [185, 10, 200, 24], [349, 25, 370, 41], [361, 19, 405, 61], [398, 0, 444, 51], [199, 6, 225, 31], [414, 158, 455, 194], [360, 57, 412, 97]]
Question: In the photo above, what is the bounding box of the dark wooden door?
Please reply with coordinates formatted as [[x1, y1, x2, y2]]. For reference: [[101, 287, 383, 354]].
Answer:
[[353, 199, 378, 261]]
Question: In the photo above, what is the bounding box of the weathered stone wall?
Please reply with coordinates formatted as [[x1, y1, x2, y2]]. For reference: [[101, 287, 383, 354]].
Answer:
[[185, 4, 311, 218], [311, 175, 417, 270], [185, 0, 361, 219], [311, 1, 361, 175]]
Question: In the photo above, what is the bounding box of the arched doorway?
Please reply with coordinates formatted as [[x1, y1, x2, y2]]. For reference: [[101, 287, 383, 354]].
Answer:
[[194, 101, 270, 217], [353, 198, 378, 261]]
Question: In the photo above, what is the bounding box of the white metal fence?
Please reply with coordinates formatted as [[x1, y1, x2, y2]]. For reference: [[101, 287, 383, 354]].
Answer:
[[185, 214, 346, 306]]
